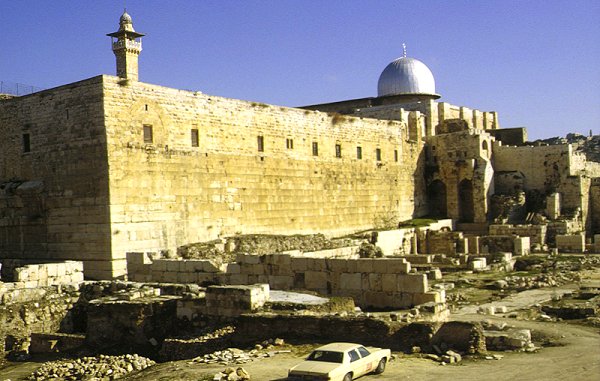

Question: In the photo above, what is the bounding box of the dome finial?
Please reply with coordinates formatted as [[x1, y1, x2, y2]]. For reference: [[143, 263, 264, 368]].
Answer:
[[402, 43, 407, 58]]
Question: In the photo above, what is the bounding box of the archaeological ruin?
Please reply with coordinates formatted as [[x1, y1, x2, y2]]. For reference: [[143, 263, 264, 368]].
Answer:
[[1, 10, 599, 381]]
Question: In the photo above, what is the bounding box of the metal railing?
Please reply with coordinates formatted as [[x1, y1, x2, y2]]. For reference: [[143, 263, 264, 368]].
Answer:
[[0, 81, 44, 96]]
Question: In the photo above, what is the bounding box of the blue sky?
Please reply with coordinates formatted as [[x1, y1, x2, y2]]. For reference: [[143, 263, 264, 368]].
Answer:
[[1, 0, 598, 140]]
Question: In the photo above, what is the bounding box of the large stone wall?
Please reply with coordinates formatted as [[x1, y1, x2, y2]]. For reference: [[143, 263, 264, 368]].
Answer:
[[493, 143, 598, 233], [489, 224, 547, 245], [103, 76, 425, 274], [425, 129, 495, 223], [126, 252, 443, 309], [0, 75, 430, 279], [0, 77, 113, 279]]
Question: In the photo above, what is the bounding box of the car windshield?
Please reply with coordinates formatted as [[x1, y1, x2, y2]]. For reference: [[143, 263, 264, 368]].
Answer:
[[306, 350, 344, 363]]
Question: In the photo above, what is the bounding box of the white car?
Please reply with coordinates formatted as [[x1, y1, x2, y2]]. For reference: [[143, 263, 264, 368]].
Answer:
[[288, 342, 390, 381]]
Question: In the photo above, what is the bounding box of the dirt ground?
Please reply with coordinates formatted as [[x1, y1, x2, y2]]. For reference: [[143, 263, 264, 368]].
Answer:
[[114, 318, 599, 381], [2, 320, 599, 381]]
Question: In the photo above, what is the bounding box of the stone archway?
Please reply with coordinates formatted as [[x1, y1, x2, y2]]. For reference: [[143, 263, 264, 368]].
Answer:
[[458, 179, 475, 223], [427, 180, 447, 218]]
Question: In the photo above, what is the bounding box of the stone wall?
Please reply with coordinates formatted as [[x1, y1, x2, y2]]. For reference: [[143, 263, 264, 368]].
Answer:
[[591, 179, 600, 235], [494, 143, 598, 234], [0, 76, 112, 279], [234, 315, 485, 354], [11, 261, 84, 288], [489, 224, 547, 245], [479, 236, 530, 255], [556, 234, 585, 253], [102, 76, 426, 278], [0, 75, 431, 279], [126, 252, 443, 309], [204, 284, 269, 317], [425, 129, 495, 223], [0, 283, 81, 359]]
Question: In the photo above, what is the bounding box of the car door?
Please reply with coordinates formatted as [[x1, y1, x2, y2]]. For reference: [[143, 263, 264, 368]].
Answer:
[[357, 346, 375, 375], [347, 349, 363, 377]]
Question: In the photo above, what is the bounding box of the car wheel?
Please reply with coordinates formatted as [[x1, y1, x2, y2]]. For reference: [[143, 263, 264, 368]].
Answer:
[[343, 372, 353, 381], [374, 358, 387, 374]]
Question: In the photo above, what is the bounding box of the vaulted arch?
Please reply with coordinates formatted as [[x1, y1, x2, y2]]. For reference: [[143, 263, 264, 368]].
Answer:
[[458, 179, 474, 223], [428, 179, 447, 218]]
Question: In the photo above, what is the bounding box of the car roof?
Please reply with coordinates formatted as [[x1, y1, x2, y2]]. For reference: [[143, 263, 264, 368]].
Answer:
[[314, 342, 362, 352]]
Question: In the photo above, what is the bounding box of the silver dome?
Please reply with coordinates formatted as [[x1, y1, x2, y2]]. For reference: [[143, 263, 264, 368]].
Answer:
[[120, 11, 133, 24], [377, 57, 437, 97], [119, 10, 135, 32]]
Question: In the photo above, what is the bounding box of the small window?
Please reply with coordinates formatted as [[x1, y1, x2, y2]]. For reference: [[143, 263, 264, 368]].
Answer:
[[357, 347, 370, 358], [286, 138, 294, 149], [356, 146, 362, 159], [348, 349, 360, 363], [145, 104, 149, 111], [394, 149, 398, 162], [376, 148, 382, 161], [335, 144, 342, 158], [22, 133, 31, 153], [312, 142, 319, 156], [191, 129, 199, 147], [257, 135, 264, 152], [143, 124, 153, 144]]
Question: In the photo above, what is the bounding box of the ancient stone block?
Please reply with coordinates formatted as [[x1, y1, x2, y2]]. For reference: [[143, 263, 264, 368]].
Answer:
[[327, 258, 348, 273], [397, 274, 427, 293], [339, 273, 362, 290], [381, 274, 397, 292], [368, 273, 382, 292], [291, 257, 308, 272], [304, 271, 328, 290], [372, 258, 410, 273]]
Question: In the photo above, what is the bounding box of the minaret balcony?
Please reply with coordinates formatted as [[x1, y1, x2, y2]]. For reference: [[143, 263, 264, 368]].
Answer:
[[112, 39, 142, 52]]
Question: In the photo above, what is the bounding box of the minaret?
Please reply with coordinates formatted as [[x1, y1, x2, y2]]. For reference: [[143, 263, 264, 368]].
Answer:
[[107, 10, 145, 81]]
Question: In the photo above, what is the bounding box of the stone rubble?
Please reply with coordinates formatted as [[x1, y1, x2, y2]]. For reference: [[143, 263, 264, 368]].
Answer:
[[212, 366, 251, 381], [190, 338, 288, 366], [28, 354, 155, 380]]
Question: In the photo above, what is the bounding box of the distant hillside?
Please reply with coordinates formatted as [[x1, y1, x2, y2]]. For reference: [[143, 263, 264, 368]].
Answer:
[[530, 133, 600, 163]]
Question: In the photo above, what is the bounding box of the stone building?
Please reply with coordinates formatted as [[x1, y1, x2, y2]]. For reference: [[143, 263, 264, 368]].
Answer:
[[1, 11, 598, 279]]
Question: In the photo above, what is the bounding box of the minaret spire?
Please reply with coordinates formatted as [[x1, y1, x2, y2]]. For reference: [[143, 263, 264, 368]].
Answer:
[[107, 10, 145, 81]]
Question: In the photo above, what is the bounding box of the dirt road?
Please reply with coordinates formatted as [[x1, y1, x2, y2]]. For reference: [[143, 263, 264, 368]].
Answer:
[[117, 318, 599, 381]]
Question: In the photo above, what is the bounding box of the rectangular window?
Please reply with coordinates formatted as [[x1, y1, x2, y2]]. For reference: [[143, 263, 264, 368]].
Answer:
[[191, 129, 199, 147], [376, 148, 382, 161], [22, 133, 31, 153], [286, 138, 294, 149], [143, 124, 153, 144], [312, 142, 319, 156], [356, 146, 362, 160], [394, 149, 399, 162], [257, 135, 264, 152], [335, 144, 342, 158]]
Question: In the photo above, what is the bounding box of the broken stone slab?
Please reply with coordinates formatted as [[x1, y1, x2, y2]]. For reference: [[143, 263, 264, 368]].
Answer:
[[485, 328, 532, 350]]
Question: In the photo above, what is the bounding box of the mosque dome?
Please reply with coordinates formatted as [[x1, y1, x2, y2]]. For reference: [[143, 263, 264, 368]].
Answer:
[[120, 11, 133, 24], [118, 10, 136, 32], [377, 56, 438, 98]]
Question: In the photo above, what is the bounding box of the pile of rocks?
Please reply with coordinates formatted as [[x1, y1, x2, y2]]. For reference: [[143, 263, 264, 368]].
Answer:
[[213, 367, 250, 381], [493, 273, 573, 291], [29, 354, 155, 380], [423, 349, 463, 364], [191, 339, 287, 366]]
